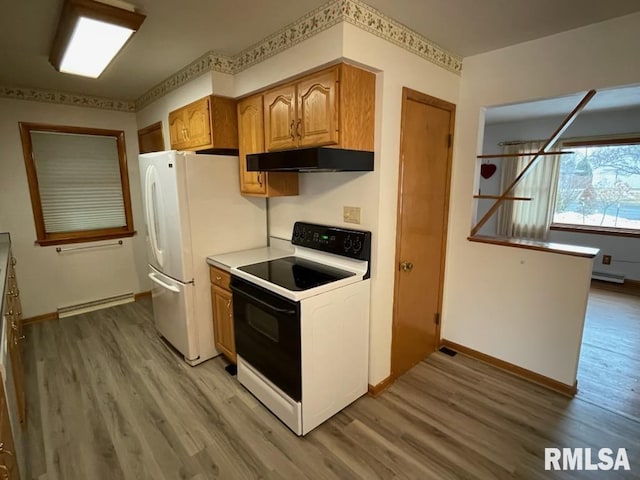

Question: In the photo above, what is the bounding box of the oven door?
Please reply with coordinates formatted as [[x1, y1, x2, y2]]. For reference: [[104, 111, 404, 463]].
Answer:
[[230, 276, 302, 401]]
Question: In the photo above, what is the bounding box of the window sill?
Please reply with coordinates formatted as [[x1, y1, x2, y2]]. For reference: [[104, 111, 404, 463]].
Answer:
[[36, 230, 136, 247], [468, 235, 599, 258], [550, 224, 640, 238]]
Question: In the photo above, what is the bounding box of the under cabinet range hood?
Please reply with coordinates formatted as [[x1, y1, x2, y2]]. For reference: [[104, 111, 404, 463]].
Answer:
[[246, 147, 374, 172]]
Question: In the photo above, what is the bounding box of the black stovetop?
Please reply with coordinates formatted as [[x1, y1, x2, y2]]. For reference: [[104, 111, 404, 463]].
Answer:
[[237, 256, 355, 291]]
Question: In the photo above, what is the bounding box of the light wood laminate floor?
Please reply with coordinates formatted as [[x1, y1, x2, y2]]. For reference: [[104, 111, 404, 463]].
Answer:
[[25, 297, 639, 480], [577, 287, 640, 421]]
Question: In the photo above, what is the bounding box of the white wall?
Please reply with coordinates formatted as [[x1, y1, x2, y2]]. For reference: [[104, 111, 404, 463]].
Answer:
[[232, 23, 461, 385], [481, 107, 640, 280], [443, 12, 640, 386], [0, 98, 148, 317]]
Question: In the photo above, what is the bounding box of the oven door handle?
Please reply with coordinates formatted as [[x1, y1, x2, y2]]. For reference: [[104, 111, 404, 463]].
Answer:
[[231, 286, 296, 315]]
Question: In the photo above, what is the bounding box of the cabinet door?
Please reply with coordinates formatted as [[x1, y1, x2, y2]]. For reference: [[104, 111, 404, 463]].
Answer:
[[168, 109, 188, 150], [297, 68, 339, 148], [6, 257, 24, 426], [263, 83, 297, 151], [238, 95, 267, 195], [184, 97, 212, 149], [211, 285, 236, 363], [0, 380, 20, 480]]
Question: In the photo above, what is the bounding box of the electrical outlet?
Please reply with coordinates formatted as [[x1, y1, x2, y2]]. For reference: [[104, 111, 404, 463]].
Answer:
[[602, 255, 612, 265], [343, 206, 361, 224]]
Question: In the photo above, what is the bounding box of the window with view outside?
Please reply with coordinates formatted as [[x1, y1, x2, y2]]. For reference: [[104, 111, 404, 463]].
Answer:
[[553, 138, 640, 232]]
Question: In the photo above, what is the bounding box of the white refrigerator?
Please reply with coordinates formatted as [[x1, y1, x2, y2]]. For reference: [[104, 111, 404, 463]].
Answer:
[[139, 150, 266, 365]]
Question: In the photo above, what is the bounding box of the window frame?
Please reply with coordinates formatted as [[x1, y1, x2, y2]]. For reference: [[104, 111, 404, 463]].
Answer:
[[19, 122, 136, 246], [550, 135, 640, 238]]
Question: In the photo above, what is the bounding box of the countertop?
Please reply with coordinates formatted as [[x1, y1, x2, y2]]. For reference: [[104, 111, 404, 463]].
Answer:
[[207, 244, 293, 272], [0, 233, 11, 381]]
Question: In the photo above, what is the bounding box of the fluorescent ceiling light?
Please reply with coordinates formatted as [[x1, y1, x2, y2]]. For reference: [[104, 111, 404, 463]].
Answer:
[[60, 17, 134, 78], [50, 0, 145, 79]]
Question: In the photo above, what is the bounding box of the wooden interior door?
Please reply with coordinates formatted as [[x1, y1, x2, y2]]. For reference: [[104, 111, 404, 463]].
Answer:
[[238, 94, 267, 195], [263, 84, 297, 151], [297, 68, 338, 147], [137, 121, 165, 154], [391, 88, 455, 379]]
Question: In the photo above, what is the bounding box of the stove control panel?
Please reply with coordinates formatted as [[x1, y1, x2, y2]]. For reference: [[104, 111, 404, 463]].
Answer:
[[292, 222, 371, 261]]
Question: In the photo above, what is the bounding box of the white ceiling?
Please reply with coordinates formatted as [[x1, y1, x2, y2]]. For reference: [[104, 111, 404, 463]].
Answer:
[[485, 84, 640, 124], [1, 0, 640, 101]]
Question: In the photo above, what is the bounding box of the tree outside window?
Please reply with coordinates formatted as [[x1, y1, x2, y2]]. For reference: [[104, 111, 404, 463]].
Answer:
[[552, 137, 640, 234]]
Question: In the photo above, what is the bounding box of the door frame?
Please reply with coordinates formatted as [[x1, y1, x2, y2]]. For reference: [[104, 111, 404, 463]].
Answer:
[[390, 87, 456, 379]]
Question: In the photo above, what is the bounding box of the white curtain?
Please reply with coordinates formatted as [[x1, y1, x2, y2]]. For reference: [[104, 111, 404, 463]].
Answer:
[[497, 140, 560, 240]]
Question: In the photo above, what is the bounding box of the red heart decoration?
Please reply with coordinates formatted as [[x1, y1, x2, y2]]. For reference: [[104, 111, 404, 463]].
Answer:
[[480, 163, 497, 179]]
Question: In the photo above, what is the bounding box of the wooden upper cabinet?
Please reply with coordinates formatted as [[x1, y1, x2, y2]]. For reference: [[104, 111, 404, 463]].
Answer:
[[168, 95, 238, 151], [238, 94, 299, 197], [264, 84, 297, 151], [262, 63, 374, 153], [238, 94, 266, 195], [297, 67, 338, 148]]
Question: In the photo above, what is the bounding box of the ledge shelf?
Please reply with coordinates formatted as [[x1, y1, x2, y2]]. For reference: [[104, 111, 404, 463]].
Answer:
[[467, 235, 599, 258]]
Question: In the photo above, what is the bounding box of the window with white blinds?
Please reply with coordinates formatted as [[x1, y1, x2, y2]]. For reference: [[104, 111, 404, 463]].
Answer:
[[19, 123, 135, 246]]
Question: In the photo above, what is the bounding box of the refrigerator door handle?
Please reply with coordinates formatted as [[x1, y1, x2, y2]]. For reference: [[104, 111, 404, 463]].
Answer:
[[145, 167, 164, 266], [148, 272, 180, 293]]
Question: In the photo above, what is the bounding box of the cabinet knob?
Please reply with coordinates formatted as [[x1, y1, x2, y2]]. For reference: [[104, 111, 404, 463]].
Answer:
[[0, 443, 13, 457], [215, 276, 222, 281], [257, 172, 263, 187], [296, 119, 301, 139], [290, 120, 296, 141]]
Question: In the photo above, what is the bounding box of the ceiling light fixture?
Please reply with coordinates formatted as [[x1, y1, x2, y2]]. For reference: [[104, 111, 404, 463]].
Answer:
[[49, 0, 146, 79]]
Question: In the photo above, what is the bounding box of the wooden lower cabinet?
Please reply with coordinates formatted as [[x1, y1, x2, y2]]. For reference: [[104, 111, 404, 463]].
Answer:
[[209, 267, 236, 363], [4, 256, 24, 426], [0, 380, 19, 480]]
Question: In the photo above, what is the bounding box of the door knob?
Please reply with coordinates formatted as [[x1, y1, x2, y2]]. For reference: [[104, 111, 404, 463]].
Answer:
[[400, 261, 414, 272]]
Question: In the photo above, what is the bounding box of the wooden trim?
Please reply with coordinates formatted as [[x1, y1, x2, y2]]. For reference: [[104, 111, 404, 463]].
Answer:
[[563, 135, 640, 147], [134, 291, 152, 301], [550, 223, 639, 238], [22, 311, 58, 326], [467, 235, 599, 258], [477, 151, 574, 159], [440, 339, 577, 397], [368, 376, 394, 397], [18, 122, 136, 246], [473, 195, 531, 201], [36, 229, 136, 247], [471, 90, 596, 236], [591, 279, 640, 297]]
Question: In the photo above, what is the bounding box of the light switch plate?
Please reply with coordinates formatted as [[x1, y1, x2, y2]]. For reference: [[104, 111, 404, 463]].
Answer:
[[343, 206, 361, 224]]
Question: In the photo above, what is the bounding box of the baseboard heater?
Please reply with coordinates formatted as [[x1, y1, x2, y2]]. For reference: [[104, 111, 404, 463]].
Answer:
[[591, 272, 625, 284], [57, 292, 135, 318]]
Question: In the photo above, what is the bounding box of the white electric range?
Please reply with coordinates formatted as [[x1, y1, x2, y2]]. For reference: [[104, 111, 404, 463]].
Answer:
[[230, 222, 371, 436]]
